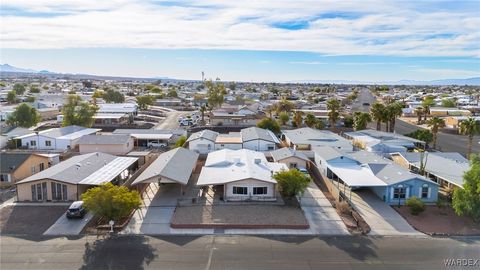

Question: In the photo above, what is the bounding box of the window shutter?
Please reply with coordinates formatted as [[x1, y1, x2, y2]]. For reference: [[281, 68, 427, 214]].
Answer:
[[427, 187, 431, 199], [419, 187, 422, 197], [390, 187, 394, 199], [406, 187, 410, 198]]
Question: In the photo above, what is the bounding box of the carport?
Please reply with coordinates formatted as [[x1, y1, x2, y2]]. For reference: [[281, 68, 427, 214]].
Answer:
[[131, 148, 199, 196], [131, 133, 173, 148], [327, 163, 387, 201]]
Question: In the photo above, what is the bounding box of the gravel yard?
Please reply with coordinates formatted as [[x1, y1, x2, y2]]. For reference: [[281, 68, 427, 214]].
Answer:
[[171, 204, 308, 228], [0, 205, 68, 235]]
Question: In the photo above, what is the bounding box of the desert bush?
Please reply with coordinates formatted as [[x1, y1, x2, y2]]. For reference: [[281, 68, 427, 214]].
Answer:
[[406, 196, 425, 215]]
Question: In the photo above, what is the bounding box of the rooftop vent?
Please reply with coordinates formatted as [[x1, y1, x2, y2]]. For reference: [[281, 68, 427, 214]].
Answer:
[[254, 158, 261, 164]]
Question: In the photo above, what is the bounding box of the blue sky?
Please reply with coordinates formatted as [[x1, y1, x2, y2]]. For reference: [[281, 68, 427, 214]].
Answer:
[[1, 0, 479, 82]]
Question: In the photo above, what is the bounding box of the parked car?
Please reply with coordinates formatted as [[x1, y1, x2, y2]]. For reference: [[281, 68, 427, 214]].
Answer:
[[147, 141, 168, 148], [362, 102, 370, 106], [297, 167, 309, 175], [66, 201, 86, 219], [179, 119, 194, 126]]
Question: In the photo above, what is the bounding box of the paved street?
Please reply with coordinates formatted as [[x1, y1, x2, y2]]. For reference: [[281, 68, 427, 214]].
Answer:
[[350, 190, 422, 236], [154, 111, 190, 130], [1, 234, 478, 270], [350, 88, 376, 113], [393, 119, 480, 156]]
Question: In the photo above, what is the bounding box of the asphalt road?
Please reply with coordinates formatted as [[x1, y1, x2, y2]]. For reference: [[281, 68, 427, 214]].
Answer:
[[350, 88, 376, 113], [392, 120, 480, 156], [154, 111, 191, 130], [1, 235, 478, 269]]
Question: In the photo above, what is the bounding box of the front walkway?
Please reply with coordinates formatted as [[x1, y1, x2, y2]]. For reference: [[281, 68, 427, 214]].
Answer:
[[350, 190, 423, 236], [298, 182, 350, 235]]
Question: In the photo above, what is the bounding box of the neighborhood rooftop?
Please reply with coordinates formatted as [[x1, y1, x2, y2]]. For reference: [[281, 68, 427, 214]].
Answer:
[[77, 134, 132, 145]]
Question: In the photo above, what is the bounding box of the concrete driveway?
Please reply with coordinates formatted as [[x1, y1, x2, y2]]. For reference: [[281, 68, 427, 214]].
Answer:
[[44, 212, 94, 235], [298, 182, 349, 235], [351, 189, 422, 236]]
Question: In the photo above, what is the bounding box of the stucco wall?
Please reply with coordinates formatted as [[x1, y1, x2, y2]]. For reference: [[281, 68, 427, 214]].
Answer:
[[17, 179, 79, 201], [277, 156, 307, 169], [188, 139, 214, 154], [11, 155, 51, 183], [79, 139, 134, 155], [225, 179, 275, 199], [243, 140, 276, 151]]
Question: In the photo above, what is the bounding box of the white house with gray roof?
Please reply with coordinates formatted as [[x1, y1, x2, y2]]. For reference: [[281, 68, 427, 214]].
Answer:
[[14, 125, 100, 150], [270, 147, 310, 169], [187, 127, 280, 154], [282, 127, 353, 151], [197, 149, 287, 201], [16, 152, 138, 202]]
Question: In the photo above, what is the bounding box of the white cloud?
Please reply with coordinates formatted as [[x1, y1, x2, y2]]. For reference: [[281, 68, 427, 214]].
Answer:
[[1, 0, 479, 57]]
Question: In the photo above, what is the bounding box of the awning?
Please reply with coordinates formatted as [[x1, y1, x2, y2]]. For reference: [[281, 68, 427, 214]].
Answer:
[[79, 157, 138, 185], [328, 164, 387, 187], [131, 134, 173, 140]]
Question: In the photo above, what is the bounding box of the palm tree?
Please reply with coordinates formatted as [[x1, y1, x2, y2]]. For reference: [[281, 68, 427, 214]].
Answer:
[[327, 98, 341, 130], [386, 102, 403, 133], [304, 113, 317, 128], [459, 117, 480, 158], [370, 102, 386, 131], [278, 111, 289, 126], [265, 105, 274, 118], [426, 117, 445, 149], [414, 107, 424, 124], [422, 97, 435, 121], [292, 110, 304, 127], [353, 112, 372, 131], [199, 105, 207, 124]]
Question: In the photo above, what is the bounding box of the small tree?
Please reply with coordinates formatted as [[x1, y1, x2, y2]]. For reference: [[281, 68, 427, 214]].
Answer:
[[7, 90, 17, 104], [6, 103, 41, 128], [136, 95, 155, 110], [81, 183, 141, 222], [315, 119, 325, 130], [62, 94, 98, 127], [405, 129, 433, 148], [426, 117, 445, 149], [327, 98, 341, 130], [304, 113, 317, 128], [13, 83, 26, 95], [441, 98, 456, 108], [353, 112, 371, 131], [103, 89, 125, 103], [174, 135, 187, 148], [278, 111, 289, 125], [29, 85, 40, 93], [452, 154, 480, 221], [273, 169, 311, 198], [406, 196, 425, 215], [257, 117, 280, 134]]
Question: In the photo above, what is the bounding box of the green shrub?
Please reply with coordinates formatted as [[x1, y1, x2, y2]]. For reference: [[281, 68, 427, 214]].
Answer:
[[406, 196, 425, 215]]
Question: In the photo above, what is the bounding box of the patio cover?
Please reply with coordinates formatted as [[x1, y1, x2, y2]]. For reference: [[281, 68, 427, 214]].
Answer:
[[328, 164, 387, 187]]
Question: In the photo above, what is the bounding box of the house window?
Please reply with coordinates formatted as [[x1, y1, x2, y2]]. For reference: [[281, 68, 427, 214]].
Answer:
[[31, 165, 36, 174], [267, 145, 274, 150], [232, 186, 248, 195], [30, 140, 36, 147], [51, 182, 68, 201], [393, 187, 406, 199], [253, 187, 268, 195], [421, 184, 429, 199], [0, 174, 10, 182], [31, 182, 47, 201], [39, 163, 45, 171], [290, 163, 298, 169], [45, 140, 52, 147]]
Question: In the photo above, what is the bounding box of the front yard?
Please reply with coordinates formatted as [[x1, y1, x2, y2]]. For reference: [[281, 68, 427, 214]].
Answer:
[[171, 204, 309, 229], [395, 205, 480, 236], [0, 205, 68, 235]]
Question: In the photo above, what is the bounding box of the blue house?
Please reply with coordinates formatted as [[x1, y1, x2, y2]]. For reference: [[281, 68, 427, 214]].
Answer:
[[313, 147, 438, 205]]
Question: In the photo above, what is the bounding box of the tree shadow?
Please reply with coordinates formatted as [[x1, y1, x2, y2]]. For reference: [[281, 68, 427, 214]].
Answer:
[[80, 235, 156, 270], [322, 235, 378, 261]]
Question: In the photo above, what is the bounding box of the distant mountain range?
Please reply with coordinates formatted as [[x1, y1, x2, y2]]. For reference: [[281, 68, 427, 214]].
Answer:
[[1, 63, 479, 85]]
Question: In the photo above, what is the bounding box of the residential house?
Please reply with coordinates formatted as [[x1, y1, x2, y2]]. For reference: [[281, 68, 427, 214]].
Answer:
[[77, 134, 134, 155], [113, 129, 187, 147], [14, 125, 100, 150], [0, 153, 59, 186], [209, 112, 260, 126], [281, 127, 353, 151], [196, 149, 288, 201], [93, 113, 130, 126], [445, 116, 480, 130], [241, 126, 280, 151], [429, 107, 472, 117], [16, 152, 138, 201], [344, 129, 425, 155], [390, 152, 470, 189], [313, 147, 438, 205], [97, 103, 138, 116], [270, 147, 310, 169], [187, 129, 219, 154]]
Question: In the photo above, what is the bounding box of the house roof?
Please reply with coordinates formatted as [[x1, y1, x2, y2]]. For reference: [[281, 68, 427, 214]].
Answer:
[[197, 149, 288, 186], [312, 146, 347, 161], [186, 129, 219, 143], [241, 127, 280, 143], [16, 152, 137, 185], [14, 125, 100, 140], [270, 147, 309, 162], [394, 152, 469, 187], [215, 135, 243, 144], [282, 127, 352, 149], [113, 129, 186, 137], [345, 129, 423, 144], [132, 148, 199, 185], [97, 103, 137, 114], [0, 153, 33, 174], [77, 134, 131, 145]]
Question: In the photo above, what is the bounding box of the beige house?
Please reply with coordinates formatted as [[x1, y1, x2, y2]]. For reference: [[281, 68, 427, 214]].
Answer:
[[270, 147, 310, 169], [0, 153, 59, 187], [16, 152, 138, 202], [77, 134, 134, 155]]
